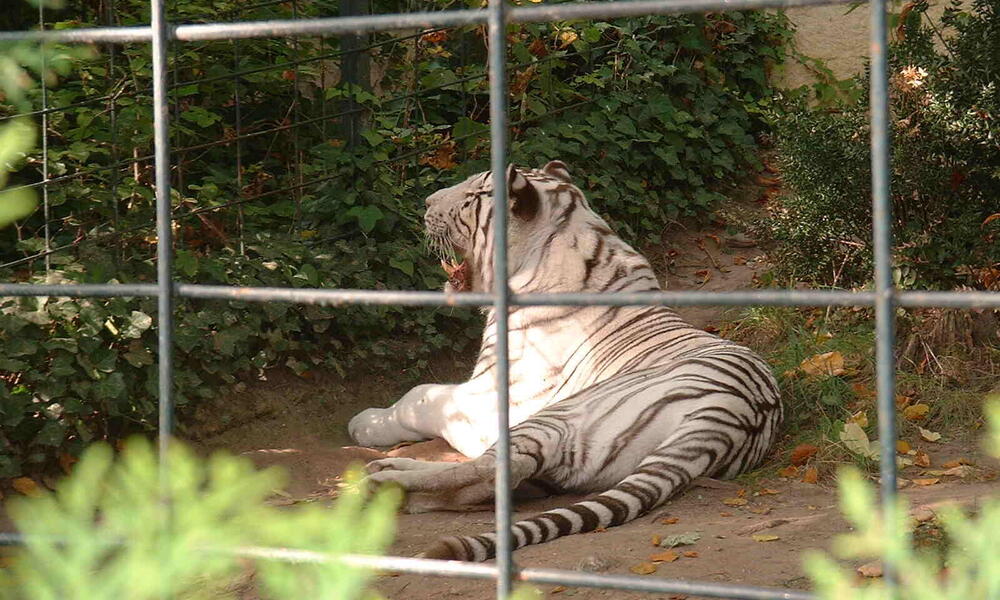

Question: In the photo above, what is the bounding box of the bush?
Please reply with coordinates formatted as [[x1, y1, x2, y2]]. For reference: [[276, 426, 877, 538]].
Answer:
[[0, 438, 400, 599], [761, 0, 1000, 290]]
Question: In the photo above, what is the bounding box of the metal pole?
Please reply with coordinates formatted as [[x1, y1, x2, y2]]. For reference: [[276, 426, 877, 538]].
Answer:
[[870, 0, 897, 591], [487, 0, 513, 596], [151, 0, 175, 465], [38, 1, 50, 274]]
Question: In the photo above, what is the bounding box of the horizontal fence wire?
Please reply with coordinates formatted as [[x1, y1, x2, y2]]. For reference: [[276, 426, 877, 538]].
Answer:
[[3, 284, 1000, 310], [0, 0, 859, 43], [1, 0, 997, 598], [0, 533, 811, 599]]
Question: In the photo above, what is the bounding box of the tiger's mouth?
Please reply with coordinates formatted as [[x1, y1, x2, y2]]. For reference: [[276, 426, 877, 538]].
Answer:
[[441, 258, 470, 292], [428, 233, 471, 292]]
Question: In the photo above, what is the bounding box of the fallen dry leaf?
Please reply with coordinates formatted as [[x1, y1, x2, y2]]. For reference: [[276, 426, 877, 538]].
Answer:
[[896, 440, 912, 454], [913, 478, 941, 486], [903, 403, 930, 421], [919, 428, 942, 442], [649, 551, 679, 563], [630, 562, 659, 575], [720, 512, 733, 517], [943, 465, 975, 478], [942, 458, 973, 468], [661, 517, 679, 525], [660, 532, 702, 548], [915, 451, 931, 468], [757, 488, 781, 496], [683, 551, 699, 558], [802, 467, 819, 484], [12, 477, 42, 497], [790, 444, 819, 466], [778, 465, 799, 478], [840, 422, 879, 459], [651, 534, 662, 546], [58, 452, 77, 475], [858, 561, 884, 578], [852, 382, 876, 400], [798, 351, 845, 377], [722, 497, 748, 506], [752, 534, 780, 542], [848, 411, 869, 428], [551, 585, 568, 594], [911, 506, 936, 523]]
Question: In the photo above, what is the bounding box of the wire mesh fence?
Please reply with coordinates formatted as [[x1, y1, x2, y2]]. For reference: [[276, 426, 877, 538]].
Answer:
[[2, 0, 1000, 599]]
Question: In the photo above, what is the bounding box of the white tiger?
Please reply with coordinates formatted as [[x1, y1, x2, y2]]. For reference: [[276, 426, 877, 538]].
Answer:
[[347, 161, 782, 561]]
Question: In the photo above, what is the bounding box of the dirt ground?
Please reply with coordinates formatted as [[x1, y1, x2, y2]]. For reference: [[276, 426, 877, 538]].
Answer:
[[183, 216, 1000, 599]]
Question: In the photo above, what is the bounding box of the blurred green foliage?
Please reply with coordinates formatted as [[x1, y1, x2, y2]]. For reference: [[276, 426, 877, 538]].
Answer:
[[807, 396, 1000, 599], [0, 437, 399, 599]]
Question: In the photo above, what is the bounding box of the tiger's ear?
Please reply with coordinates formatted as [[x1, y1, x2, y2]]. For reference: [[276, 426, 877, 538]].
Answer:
[[541, 160, 572, 183], [506, 165, 539, 221]]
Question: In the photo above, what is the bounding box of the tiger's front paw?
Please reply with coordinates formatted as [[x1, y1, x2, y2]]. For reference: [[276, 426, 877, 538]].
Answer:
[[348, 408, 425, 448]]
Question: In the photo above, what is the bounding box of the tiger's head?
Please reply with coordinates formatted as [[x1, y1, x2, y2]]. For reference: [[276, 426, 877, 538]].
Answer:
[[424, 160, 602, 294]]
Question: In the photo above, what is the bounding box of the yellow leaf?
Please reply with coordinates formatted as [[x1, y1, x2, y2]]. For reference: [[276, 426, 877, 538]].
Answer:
[[683, 551, 699, 558], [651, 534, 662, 546], [903, 403, 930, 421], [558, 30, 579, 47], [660, 517, 679, 525], [752, 534, 780, 542], [630, 562, 659, 575], [913, 478, 940, 486], [919, 427, 941, 442], [848, 411, 869, 428], [798, 351, 845, 377], [840, 422, 879, 459], [896, 440, 912, 454], [649, 551, 679, 563], [551, 585, 568, 594], [722, 497, 748, 506], [12, 477, 42, 497]]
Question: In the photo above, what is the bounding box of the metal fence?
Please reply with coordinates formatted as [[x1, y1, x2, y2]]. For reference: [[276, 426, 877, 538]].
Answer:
[[3, 0, 1000, 599]]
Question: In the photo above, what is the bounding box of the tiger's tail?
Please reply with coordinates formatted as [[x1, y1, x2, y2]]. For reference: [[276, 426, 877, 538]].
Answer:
[[419, 417, 765, 562]]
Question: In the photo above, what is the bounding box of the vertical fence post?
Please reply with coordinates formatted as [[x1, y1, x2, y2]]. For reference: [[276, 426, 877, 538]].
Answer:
[[870, 0, 897, 592], [151, 0, 174, 466], [37, 1, 49, 274], [340, 0, 369, 147], [487, 0, 514, 597]]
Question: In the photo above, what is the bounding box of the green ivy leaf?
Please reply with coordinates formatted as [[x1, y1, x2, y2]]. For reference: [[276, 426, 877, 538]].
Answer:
[[123, 311, 153, 339]]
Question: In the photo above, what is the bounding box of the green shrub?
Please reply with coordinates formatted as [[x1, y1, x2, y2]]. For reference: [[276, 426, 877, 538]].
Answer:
[[761, 0, 1000, 290], [0, 437, 399, 599], [0, 234, 481, 478]]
